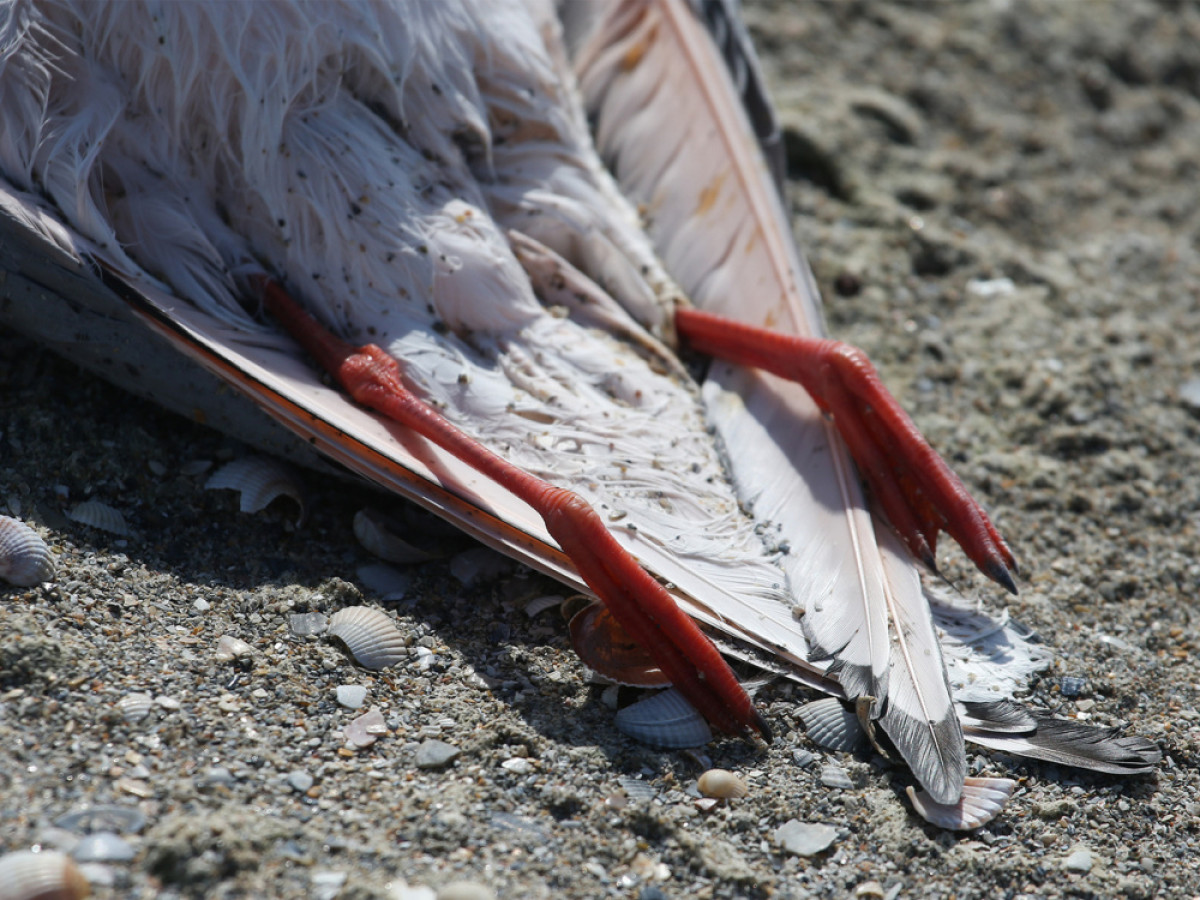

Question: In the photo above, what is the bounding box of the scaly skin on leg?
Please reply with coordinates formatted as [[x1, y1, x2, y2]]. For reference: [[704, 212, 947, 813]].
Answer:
[[249, 275, 770, 741], [675, 307, 1018, 594]]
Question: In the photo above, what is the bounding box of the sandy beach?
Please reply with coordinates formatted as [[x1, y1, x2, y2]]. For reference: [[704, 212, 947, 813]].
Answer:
[[3, 2, 1199, 897]]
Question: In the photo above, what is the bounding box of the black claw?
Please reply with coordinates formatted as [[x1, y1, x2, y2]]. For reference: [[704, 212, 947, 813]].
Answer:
[[752, 708, 773, 744], [988, 560, 1019, 596]]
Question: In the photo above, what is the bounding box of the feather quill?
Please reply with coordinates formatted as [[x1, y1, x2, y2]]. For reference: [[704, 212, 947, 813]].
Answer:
[[570, 0, 964, 802]]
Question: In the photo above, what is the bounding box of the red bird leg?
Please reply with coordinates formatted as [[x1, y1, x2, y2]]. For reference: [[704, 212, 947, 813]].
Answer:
[[250, 276, 770, 741], [675, 307, 1018, 595]]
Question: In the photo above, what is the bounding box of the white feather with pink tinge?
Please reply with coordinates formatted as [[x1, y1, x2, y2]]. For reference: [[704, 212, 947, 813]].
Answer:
[[0, 0, 788, 609]]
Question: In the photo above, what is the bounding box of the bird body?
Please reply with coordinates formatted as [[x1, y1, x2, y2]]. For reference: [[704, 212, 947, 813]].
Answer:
[[0, 0, 1158, 823]]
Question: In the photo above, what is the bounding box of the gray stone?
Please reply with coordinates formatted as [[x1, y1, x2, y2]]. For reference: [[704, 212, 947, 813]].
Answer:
[[774, 820, 837, 857], [415, 739, 461, 769]]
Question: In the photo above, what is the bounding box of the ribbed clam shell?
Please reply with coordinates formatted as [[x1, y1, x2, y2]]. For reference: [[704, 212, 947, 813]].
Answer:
[[0, 516, 55, 586], [614, 688, 713, 748], [798, 698, 870, 753], [117, 692, 154, 723], [0, 849, 91, 900], [66, 501, 129, 536], [205, 457, 305, 524], [906, 777, 1016, 831], [353, 508, 442, 564], [327, 606, 408, 670], [697, 768, 748, 800]]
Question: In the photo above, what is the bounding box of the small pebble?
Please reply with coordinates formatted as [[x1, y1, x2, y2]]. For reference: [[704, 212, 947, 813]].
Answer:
[[500, 757, 533, 774], [336, 684, 368, 709], [1180, 378, 1200, 412], [71, 831, 136, 862], [287, 770, 314, 793], [202, 766, 236, 787], [437, 881, 496, 900], [312, 870, 348, 900], [77, 862, 116, 887], [415, 739, 461, 769], [391, 884, 438, 900], [774, 820, 837, 857], [1064, 846, 1094, 873]]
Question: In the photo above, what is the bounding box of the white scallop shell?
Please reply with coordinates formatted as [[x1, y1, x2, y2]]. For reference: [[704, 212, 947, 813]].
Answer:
[[353, 508, 441, 564], [205, 457, 305, 524], [614, 687, 713, 748], [66, 501, 129, 536], [798, 698, 870, 753], [0, 849, 91, 900], [906, 777, 1016, 830], [327, 606, 408, 670], [0, 516, 55, 586], [697, 768, 748, 800]]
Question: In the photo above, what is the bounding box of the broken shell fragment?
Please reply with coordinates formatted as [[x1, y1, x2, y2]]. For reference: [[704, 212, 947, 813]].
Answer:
[[614, 687, 712, 748], [0, 849, 91, 900], [205, 457, 305, 524], [0, 516, 55, 586], [116, 692, 154, 723], [798, 698, 871, 753], [66, 501, 129, 536], [355, 562, 412, 600], [343, 706, 387, 748], [327, 606, 408, 670], [214, 635, 254, 661], [353, 508, 442, 564], [906, 777, 1016, 830], [697, 768, 748, 800]]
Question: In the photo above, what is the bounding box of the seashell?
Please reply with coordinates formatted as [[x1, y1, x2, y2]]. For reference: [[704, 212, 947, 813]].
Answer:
[[617, 775, 657, 802], [0, 849, 91, 900], [569, 600, 669, 688], [289, 612, 328, 637], [327, 606, 408, 670], [53, 805, 146, 835], [205, 457, 305, 525], [697, 768, 748, 800], [214, 634, 254, 661], [523, 594, 564, 618], [819, 764, 855, 790], [798, 698, 870, 753], [353, 508, 442, 564], [116, 692, 154, 723], [614, 687, 712, 748], [906, 777, 1016, 831], [70, 832, 135, 863], [355, 562, 412, 600], [0, 515, 55, 586], [449, 546, 511, 586], [66, 501, 129, 536], [343, 706, 387, 748]]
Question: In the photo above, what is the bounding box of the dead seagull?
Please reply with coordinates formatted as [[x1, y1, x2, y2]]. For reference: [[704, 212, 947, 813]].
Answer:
[[0, 0, 1158, 826]]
